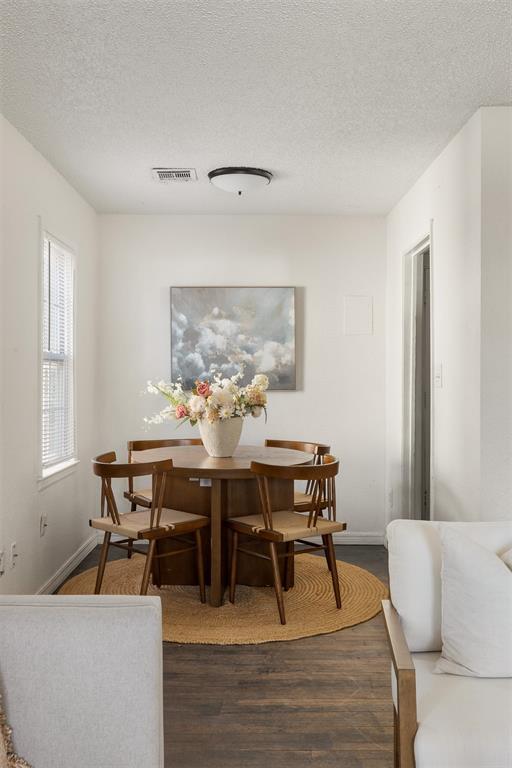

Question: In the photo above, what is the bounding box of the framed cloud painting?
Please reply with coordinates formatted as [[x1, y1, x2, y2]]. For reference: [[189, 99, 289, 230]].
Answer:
[[171, 286, 296, 390]]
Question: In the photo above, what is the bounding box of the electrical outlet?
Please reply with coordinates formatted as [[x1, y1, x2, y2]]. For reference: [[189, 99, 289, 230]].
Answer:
[[40, 512, 48, 537], [10, 542, 18, 569], [0, 551, 4, 577]]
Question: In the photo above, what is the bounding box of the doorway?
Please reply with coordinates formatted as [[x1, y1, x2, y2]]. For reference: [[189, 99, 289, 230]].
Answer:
[[403, 240, 431, 520]]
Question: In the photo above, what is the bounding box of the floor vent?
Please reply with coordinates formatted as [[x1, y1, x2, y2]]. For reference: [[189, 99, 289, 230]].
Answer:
[[152, 168, 198, 182]]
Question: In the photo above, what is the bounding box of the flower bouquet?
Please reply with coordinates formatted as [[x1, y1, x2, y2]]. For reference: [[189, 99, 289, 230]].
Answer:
[[145, 370, 268, 457]]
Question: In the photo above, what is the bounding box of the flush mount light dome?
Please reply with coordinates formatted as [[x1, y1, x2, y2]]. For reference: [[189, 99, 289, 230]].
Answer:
[[208, 166, 272, 195]]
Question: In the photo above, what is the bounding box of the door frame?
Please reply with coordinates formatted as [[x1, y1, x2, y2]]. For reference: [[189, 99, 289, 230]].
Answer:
[[402, 228, 434, 520]]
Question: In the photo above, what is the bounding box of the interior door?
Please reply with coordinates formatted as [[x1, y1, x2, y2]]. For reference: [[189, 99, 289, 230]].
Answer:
[[418, 253, 431, 519], [403, 243, 431, 519]]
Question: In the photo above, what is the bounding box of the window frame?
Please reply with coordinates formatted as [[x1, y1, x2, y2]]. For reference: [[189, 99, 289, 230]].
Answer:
[[38, 227, 79, 487]]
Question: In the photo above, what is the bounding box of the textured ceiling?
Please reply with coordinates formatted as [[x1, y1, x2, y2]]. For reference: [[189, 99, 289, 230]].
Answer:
[[1, 0, 511, 214]]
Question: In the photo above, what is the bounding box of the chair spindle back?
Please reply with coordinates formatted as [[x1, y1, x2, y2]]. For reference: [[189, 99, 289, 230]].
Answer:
[[92, 451, 174, 530], [264, 439, 331, 496], [126, 438, 202, 495], [251, 458, 339, 530]]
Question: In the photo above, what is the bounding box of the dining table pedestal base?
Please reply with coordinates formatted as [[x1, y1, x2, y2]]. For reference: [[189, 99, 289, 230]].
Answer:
[[152, 476, 294, 606]]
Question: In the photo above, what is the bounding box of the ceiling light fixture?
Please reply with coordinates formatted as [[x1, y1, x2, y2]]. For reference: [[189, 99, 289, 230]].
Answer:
[[208, 166, 272, 196]]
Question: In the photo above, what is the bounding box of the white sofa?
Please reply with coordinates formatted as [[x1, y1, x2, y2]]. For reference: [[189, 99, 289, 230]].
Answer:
[[0, 594, 164, 768], [383, 520, 512, 768]]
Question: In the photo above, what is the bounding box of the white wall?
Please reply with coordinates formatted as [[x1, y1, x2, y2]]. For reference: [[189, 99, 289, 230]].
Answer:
[[386, 106, 512, 524], [99, 215, 387, 542], [480, 107, 512, 520], [0, 115, 99, 593]]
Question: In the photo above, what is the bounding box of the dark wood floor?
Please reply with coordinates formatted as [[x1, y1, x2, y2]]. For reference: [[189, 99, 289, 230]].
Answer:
[[68, 545, 392, 768]]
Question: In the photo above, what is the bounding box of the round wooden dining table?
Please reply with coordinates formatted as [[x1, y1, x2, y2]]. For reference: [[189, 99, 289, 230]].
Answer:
[[132, 444, 312, 606]]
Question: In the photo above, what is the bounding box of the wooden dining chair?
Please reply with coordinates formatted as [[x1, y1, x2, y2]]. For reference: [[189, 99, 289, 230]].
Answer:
[[124, 438, 203, 510], [227, 457, 346, 624], [90, 451, 208, 599], [264, 439, 333, 516]]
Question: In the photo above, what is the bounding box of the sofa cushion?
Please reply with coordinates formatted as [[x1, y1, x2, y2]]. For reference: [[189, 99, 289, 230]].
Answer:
[[387, 520, 512, 651], [435, 528, 512, 677], [392, 653, 512, 768]]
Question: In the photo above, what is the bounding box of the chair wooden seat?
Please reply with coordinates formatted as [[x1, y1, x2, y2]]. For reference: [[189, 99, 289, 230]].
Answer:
[[90, 506, 209, 540], [123, 487, 152, 507], [293, 489, 328, 512], [293, 490, 312, 506], [229, 510, 345, 542]]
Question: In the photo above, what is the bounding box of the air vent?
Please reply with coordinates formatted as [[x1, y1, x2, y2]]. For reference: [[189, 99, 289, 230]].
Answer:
[[152, 168, 197, 183]]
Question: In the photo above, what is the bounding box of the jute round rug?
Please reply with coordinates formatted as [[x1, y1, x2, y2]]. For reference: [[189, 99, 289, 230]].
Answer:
[[59, 554, 387, 645]]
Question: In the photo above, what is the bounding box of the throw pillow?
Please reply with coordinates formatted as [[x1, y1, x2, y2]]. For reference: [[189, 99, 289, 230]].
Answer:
[[435, 528, 512, 677]]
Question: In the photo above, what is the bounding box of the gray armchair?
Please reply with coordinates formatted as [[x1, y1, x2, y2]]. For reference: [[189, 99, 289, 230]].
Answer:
[[0, 594, 164, 768]]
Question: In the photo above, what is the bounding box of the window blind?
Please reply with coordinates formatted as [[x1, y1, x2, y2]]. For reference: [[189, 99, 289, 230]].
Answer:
[[41, 236, 76, 472]]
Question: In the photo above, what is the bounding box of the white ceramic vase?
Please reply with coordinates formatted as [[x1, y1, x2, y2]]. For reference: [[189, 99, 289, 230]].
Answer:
[[198, 416, 243, 458]]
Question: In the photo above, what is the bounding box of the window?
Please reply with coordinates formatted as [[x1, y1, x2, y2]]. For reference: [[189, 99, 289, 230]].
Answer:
[[40, 234, 76, 477]]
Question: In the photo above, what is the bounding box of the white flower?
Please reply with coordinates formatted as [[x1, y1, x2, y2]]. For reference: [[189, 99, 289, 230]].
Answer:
[[251, 406, 262, 418], [219, 404, 235, 419], [188, 395, 206, 416], [220, 378, 238, 393], [209, 387, 234, 409], [251, 374, 269, 391], [146, 382, 159, 394], [231, 369, 244, 383]]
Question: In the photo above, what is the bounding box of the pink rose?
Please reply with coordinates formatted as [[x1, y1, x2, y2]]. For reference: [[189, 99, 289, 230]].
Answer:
[[196, 381, 211, 397], [175, 404, 188, 419]]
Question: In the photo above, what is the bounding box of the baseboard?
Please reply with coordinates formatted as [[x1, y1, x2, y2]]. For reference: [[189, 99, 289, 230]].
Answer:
[[37, 534, 98, 595]]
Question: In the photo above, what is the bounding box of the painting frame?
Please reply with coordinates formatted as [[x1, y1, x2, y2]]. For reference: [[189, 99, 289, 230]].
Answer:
[[170, 286, 297, 391]]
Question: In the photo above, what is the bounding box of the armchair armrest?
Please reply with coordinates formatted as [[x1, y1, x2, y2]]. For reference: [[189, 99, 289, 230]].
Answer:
[[382, 599, 417, 768]]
